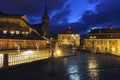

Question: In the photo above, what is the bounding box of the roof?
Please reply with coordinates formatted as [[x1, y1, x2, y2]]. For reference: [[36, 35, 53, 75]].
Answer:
[[59, 27, 77, 34], [0, 11, 29, 26], [91, 28, 120, 33], [0, 11, 23, 18], [84, 27, 120, 39], [0, 31, 45, 40], [30, 23, 44, 36], [0, 12, 45, 40]]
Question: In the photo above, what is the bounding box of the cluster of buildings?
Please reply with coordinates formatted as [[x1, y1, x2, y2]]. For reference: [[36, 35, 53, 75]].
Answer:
[[0, 6, 120, 56], [57, 25, 120, 56], [0, 6, 81, 51], [0, 7, 49, 50]]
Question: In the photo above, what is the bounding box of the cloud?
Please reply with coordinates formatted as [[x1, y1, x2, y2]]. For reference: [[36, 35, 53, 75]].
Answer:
[[50, 4, 71, 25], [0, 0, 68, 15], [81, 0, 120, 26], [52, 0, 120, 35], [69, 0, 120, 34], [0, 0, 120, 35], [87, 0, 98, 4]]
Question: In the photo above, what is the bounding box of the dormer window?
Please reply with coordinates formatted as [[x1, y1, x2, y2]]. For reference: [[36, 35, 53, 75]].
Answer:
[[3, 30, 7, 34], [10, 31, 15, 34], [16, 31, 20, 34], [22, 31, 26, 34], [22, 31, 28, 34], [26, 31, 29, 34]]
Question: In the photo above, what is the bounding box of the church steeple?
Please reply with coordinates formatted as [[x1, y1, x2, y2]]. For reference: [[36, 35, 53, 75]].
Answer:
[[42, 5, 49, 19], [41, 5, 49, 37]]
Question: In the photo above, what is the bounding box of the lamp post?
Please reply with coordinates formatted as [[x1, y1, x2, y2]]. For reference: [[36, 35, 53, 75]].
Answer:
[[72, 34, 78, 46], [90, 36, 96, 53], [17, 45, 20, 52], [3, 29, 9, 68], [15, 43, 20, 52], [71, 34, 78, 54], [36, 43, 39, 52], [50, 37, 54, 58]]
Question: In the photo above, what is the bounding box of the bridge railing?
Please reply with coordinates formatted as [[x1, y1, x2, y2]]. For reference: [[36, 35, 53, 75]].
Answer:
[[0, 48, 76, 69], [0, 50, 50, 68]]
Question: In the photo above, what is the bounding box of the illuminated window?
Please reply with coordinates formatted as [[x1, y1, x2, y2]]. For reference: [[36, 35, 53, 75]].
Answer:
[[16, 31, 20, 34], [25, 31, 29, 34], [22, 31, 26, 34], [22, 31, 29, 34], [68, 36, 70, 40], [90, 36, 92, 38], [10, 31, 15, 34], [3, 30, 7, 34], [76, 34, 78, 36]]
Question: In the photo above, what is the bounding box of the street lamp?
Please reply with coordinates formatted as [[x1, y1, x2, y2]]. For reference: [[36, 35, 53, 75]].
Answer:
[[90, 36, 96, 53], [15, 43, 20, 52], [72, 34, 78, 46], [17, 45, 20, 52], [50, 37, 54, 58], [36, 43, 39, 52]]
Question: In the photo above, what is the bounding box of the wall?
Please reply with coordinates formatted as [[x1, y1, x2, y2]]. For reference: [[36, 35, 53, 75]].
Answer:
[[84, 39, 120, 56], [58, 34, 80, 47], [0, 39, 46, 50]]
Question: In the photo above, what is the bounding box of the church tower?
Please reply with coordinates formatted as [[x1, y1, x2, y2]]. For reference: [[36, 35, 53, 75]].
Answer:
[[42, 6, 49, 37]]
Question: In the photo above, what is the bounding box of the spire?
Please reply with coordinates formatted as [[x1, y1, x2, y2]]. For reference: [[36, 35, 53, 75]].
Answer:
[[68, 26, 71, 30], [44, 5, 48, 16], [42, 5, 49, 19]]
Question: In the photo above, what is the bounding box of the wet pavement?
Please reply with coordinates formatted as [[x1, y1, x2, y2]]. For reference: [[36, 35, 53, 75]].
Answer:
[[0, 51, 120, 80]]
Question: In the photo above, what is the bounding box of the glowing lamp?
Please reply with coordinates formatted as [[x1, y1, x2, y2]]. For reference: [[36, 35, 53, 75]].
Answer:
[[56, 50, 62, 56]]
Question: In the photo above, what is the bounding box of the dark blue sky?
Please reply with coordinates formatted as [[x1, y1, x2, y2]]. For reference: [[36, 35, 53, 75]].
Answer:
[[0, 0, 120, 34]]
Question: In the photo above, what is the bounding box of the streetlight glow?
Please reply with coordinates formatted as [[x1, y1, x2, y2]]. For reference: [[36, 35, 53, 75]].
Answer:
[[72, 34, 78, 46], [56, 49, 62, 57]]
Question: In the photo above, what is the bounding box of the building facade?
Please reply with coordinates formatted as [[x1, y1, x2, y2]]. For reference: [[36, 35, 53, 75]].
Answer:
[[83, 26, 120, 56], [0, 12, 46, 50], [58, 27, 80, 47]]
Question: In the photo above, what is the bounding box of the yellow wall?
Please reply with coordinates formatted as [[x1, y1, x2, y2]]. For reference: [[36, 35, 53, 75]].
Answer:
[[84, 39, 120, 56], [58, 34, 80, 46]]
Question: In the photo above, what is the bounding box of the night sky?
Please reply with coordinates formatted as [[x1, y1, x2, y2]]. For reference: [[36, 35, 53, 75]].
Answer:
[[0, 0, 120, 35]]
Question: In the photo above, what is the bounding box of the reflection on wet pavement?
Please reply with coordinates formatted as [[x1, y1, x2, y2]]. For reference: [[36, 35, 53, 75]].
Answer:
[[67, 64, 80, 80], [1, 51, 120, 80]]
